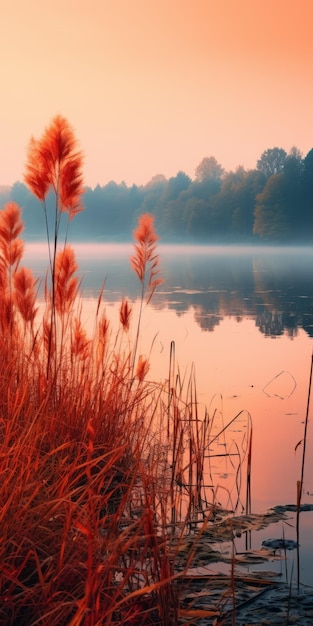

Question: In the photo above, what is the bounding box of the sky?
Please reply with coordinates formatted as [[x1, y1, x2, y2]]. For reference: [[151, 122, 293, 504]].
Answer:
[[1, 0, 313, 189]]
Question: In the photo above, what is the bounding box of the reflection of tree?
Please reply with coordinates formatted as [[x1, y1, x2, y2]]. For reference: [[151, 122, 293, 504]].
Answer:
[[62, 247, 313, 339], [255, 308, 302, 339], [153, 249, 313, 339], [167, 300, 192, 315], [255, 310, 283, 337], [255, 308, 300, 338], [194, 307, 221, 332]]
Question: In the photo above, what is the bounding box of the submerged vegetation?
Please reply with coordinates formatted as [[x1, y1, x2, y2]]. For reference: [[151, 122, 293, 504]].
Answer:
[[0, 117, 312, 625]]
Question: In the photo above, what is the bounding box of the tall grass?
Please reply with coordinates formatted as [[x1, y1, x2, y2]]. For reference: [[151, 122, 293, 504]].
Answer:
[[0, 117, 252, 625], [0, 209, 177, 623]]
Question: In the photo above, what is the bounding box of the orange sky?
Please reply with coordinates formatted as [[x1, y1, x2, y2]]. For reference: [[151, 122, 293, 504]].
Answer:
[[1, 0, 313, 188]]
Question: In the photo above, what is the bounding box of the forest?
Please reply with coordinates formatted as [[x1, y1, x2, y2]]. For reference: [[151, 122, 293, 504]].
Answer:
[[1, 145, 313, 243]]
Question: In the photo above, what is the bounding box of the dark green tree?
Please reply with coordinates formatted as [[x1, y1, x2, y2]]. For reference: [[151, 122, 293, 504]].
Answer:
[[139, 175, 167, 223], [162, 171, 191, 202], [212, 168, 264, 238], [183, 197, 214, 239], [160, 171, 191, 236], [282, 148, 303, 235], [253, 173, 290, 239], [301, 148, 313, 232]]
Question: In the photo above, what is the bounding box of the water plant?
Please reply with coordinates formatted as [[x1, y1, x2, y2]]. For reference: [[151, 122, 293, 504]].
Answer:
[[0, 116, 256, 625], [24, 115, 84, 377]]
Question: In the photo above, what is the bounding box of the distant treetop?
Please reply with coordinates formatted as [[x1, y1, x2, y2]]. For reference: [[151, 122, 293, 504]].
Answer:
[[195, 156, 224, 182], [256, 148, 287, 178]]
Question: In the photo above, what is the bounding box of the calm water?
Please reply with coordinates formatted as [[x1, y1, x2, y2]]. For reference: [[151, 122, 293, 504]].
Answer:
[[24, 243, 313, 584]]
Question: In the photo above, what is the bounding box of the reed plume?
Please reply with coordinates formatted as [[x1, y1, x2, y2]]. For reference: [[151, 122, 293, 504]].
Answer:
[[24, 115, 84, 217], [43, 315, 55, 358], [0, 203, 25, 341], [55, 245, 79, 316], [119, 297, 132, 332], [71, 317, 91, 360], [130, 212, 162, 306], [13, 266, 38, 324], [130, 213, 162, 375], [24, 114, 84, 272], [24, 116, 84, 376], [0, 202, 24, 270], [136, 355, 150, 383], [0, 256, 10, 333]]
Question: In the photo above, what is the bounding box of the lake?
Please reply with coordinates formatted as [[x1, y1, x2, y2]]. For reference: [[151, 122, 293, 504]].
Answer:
[[24, 242, 313, 585]]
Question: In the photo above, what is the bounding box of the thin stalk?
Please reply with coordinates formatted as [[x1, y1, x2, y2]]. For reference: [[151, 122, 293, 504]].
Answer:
[[296, 349, 313, 588], [168, 341, 175, 439], [47, 180, 62, 379], [231, 522, 236, 626], [131, 276, 145, 378], [245, 425, 252, 549]]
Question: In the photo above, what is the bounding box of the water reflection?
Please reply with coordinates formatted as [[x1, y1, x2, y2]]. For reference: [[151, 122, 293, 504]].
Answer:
[[25, 243, 313, 339], [155, 246, 313, 338], [23, 242, 313, 584]]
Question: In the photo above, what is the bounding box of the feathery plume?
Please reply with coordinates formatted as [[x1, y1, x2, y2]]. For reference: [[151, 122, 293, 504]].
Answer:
[[98, 313, 110, 343], [0, 203, 24, 268], [71, 318, 90, 360], [13, 267, 38, 324], [130, 213, 162, 376], [130, 213, 162, 305], [24, 137, 51, 201], [43, 317, 55, 357], [55, 246, 79, 316], [0, 256, 7, 291], [119, 298, 132, 332], [136, 355, 150, 383], [0, 202, 24, 242], [24, 115, 84, 216]]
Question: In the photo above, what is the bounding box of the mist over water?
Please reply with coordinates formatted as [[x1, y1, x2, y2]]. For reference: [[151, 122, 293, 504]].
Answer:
[[26, 243, 313, 338]]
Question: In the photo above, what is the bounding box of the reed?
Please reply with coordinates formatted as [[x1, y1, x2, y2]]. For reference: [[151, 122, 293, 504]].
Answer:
[[130, 212, 162, 377], [0, 116, 254, 625], [24, 116, 84, 376], [296, 349, 313, 588]]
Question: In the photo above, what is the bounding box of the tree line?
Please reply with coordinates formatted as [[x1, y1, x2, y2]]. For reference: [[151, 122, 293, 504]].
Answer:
[[1, 146, 313, 242]]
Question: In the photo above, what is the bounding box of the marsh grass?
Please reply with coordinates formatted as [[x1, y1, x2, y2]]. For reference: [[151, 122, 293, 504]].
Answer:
[[0, 202, 179, 624], [0, 224, 254, 624], [0, 117, 256, 625]]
